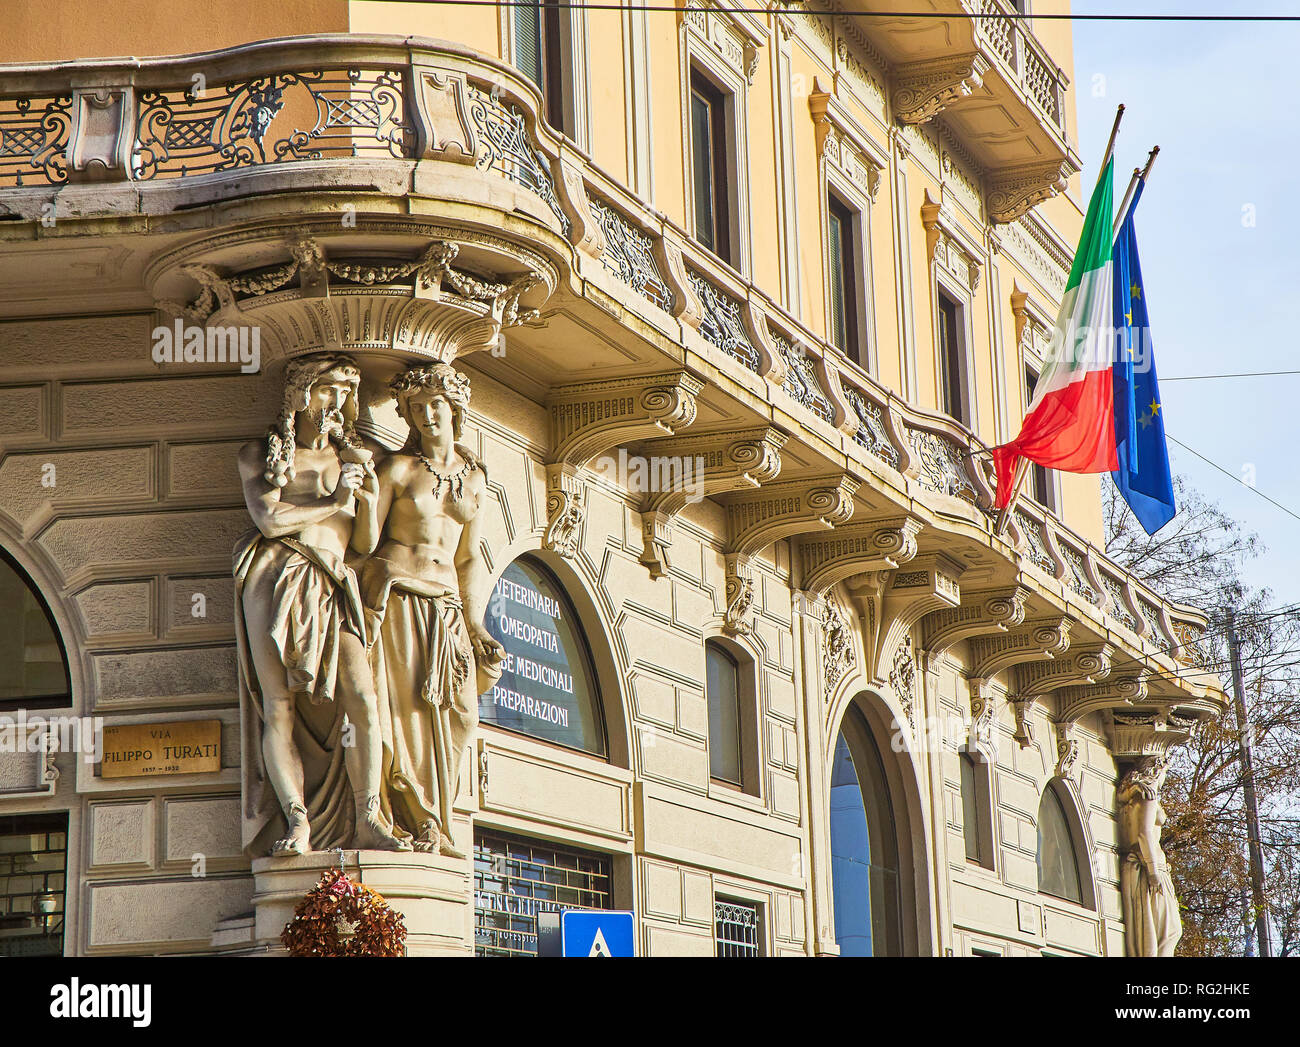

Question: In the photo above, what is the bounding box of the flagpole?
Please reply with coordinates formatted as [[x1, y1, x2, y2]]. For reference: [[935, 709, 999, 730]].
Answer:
[[993, 103, 1125, 539]]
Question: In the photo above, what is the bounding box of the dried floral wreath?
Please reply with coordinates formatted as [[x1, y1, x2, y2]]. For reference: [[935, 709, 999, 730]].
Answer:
[[280, 866, 407, 957]]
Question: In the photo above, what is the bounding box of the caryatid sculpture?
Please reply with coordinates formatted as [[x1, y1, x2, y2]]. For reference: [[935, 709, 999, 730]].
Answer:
[[235, 353, 410, 857], [353, 363, 505, 858], [1117, 755, 1182, 956]]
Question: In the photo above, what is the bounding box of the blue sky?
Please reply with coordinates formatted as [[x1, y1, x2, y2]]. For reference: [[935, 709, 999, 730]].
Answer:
[[1073, 2, 1300, 605]]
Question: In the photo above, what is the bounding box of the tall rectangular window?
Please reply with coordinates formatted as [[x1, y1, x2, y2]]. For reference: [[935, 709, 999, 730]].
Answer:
[[827, 192, 863, 363], [937, 292, 968, 424], [689, 69, 732, 264], [1024, 366, 1056, 511], [706, 641, 742, 785], [513, 0, 570, 137]]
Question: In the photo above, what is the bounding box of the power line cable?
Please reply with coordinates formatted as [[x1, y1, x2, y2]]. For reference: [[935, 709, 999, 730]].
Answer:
[[353, 0, 1300, 18], [1166, 434, 1300, 528], [1162, 370, 1300, 382]]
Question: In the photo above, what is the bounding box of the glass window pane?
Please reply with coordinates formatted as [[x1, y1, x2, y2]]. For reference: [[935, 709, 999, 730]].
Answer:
[[513, 1, 543, 88], [1037, 787, 1084, 904], [961, 755, 981, 863], [828, 208, 847, 351], [690, 89, 715, 251], [480, 557, 607, 756], [0, 557, 69, 704], [705, 643, 741, 784], [829, 709, 903, 956]]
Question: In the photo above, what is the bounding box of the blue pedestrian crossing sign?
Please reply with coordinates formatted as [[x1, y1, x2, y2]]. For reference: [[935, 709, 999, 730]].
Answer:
[[560, 910, 635, 957]]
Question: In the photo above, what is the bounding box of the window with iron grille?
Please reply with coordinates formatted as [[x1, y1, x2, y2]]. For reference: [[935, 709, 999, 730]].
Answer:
[[714, 897, 761, 957], [473, 829, 614, 957], [0, 813, 67, 957]]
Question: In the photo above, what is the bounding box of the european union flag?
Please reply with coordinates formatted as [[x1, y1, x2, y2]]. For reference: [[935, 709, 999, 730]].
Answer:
[[1111, 180, 1175, 535]]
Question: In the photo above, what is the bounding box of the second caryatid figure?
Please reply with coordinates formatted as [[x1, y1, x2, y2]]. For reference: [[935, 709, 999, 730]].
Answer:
[[234, 352, 503, 859], [353, 363, 504, 858]]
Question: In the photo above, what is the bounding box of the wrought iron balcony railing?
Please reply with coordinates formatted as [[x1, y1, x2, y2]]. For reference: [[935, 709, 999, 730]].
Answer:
[[0, 33, 1211, 693]]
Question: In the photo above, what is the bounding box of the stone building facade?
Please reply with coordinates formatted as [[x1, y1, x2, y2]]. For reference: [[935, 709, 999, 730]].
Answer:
[[0, 0, 1223, 957]]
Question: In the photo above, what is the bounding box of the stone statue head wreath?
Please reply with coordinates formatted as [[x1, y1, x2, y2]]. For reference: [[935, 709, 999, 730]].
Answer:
[[264, 353, 361, 487], [390, 362, 472, 451], [1118, 754, 1169, 804]]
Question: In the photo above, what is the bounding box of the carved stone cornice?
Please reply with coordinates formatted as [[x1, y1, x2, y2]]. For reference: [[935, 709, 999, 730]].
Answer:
[[987, 160, 1072, 225], [637, 426, 787, 577], [968, 617, 1072, 681], [892, 52, 990, 125], [921, 584, 1031, 661], [723, 475, 858, 560], [921, 188, 982, 292], [797, 514, 924, 598], [809, 79, 887, 204], [544, 372, 703, 558], [1056, 675, 1149, 725]]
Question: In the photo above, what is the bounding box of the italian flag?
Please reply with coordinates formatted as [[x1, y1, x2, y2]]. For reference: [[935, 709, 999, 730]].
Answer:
[[993, 157, 1116, 507]]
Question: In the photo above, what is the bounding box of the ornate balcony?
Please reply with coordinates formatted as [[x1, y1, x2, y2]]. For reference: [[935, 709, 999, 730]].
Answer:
[[0, 34, 1223, 748], [840, 0, 1080, 222]]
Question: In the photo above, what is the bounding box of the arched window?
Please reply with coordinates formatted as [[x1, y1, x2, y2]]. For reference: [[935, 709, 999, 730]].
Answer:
[[0, 551, 69, 710], [829, 705, 902, 956], [705, 641, 742, 785], [1037, 785, 1085, 904], [479, 556, 606, 757]]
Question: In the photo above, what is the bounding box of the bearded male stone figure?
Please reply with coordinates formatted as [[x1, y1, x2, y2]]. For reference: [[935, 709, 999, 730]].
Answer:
[[352, 363, 504, 858], [234, 352, 409, 857]]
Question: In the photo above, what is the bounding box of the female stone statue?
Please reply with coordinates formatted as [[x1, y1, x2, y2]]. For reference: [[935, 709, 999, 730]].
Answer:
[[1117, 755, 1182, 956], [351, 362, 504, 857]]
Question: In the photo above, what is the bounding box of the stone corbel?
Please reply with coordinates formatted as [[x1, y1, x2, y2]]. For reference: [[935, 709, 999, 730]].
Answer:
[[987, 160, 1073, 225], [637, 426, 787, 578], [1014, 643, 1115, 696], [921, 585, 1031, 662], [797, 514, 924, 598], [545, 372, 704, 559], [892, 53, 989, 125], [67, 86, 135, 183], [1010, 641, 1114, 748], [1054, 721, 1081, 781], [1056, 674, 1149, 725], [1009, 696, 1037, 748], [859, 554, 964, 684], [1010, 281, 1052, 364], [410, 67, 481, 164], [967, 676, 998, 757], [723, 552, 758, 636], [968, 616, 1072, 682], [721, 475, 858, 635]]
